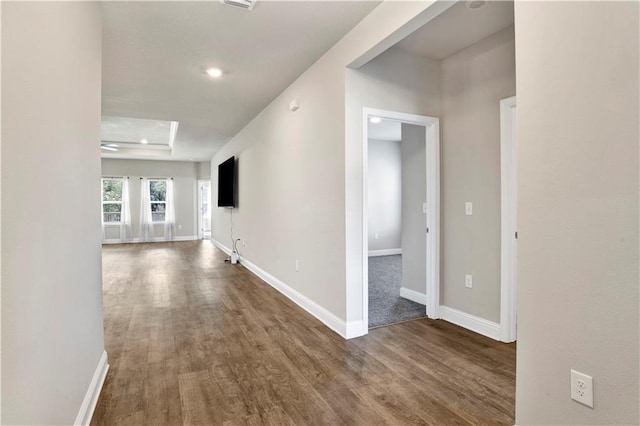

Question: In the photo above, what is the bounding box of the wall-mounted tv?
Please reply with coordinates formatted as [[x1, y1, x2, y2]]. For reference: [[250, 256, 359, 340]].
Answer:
[[217, 156, 236, 208]]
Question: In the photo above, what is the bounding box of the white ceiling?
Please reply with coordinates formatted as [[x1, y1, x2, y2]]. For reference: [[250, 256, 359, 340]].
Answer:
[[102, 1, 380, 161], [101, 116, 178, 158], [368, 119, 401, 142], [101, 116, 176, 146], [396, 0, 514, 60]]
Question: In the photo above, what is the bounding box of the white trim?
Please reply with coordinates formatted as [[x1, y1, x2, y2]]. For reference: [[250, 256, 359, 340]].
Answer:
[[426, 119, 441, 320], [368, 248, 402, 257], [194, 180, 199, 240], [500, 96, 518, 343], [211, 238, 359, 339], [168, 121, 179, 149], [211, 237, 232, 255], [74, 350, 109, 426], [439, 306, 501, 341], [168, 235, 199, 242], [197, 180, 212, 240], [362, 108, 440, 335], [399, 287, 427, 305], [102, 239, 126, 244], [102, 235, 199, 244], [345, 320, 367, 339]]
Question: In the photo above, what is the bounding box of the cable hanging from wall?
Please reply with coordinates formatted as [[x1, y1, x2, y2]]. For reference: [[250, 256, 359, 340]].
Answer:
[[224, 209, 241, 264]]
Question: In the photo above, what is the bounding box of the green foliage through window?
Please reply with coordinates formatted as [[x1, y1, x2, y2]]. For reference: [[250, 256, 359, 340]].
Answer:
[[102, 178, 123, 223], [150, 181, 166, 201], [102, 179, 123, 202], [149, 180, 167, 222]]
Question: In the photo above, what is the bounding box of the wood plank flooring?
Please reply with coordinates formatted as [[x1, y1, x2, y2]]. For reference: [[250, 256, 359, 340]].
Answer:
[[92, 241, 515, 425]]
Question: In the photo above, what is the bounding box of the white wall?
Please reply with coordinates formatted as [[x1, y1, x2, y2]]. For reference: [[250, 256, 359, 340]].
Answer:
[[400, 124, 427, 295], [367, 139, 402, 252], [440, 26, 515, 323], [1, 3, 105, 424], [101, 159, 199, 241], [196, 161, 210, 180], [346, 46, 441, 323], [515, 1, 639, 424], [0, 3, 4, 420], [208, 6, 513, 333], [210, 1, 446, 335]]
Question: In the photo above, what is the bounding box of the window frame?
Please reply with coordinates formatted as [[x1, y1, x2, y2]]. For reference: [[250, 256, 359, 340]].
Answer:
[[101, 177, 124, 224]]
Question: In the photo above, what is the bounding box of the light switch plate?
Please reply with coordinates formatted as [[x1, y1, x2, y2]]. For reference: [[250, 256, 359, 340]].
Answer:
[[465, 202, 473, 215]]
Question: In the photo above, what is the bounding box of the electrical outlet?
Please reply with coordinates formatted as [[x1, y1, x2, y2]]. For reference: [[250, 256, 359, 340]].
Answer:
[[178, 224, 182, 230], [241, 239, 245, 247], [571, 370, 594, 408], [374, 233, 379, 240], [465, 202, 473, 215], [295, 260, 299, 272], [465, 274, 473, 288]]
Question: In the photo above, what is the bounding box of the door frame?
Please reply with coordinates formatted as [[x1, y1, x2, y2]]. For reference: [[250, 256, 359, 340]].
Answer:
[[197, 180, 211, 240], [500, 96, 517, 342], [362, 107, 440, 331]]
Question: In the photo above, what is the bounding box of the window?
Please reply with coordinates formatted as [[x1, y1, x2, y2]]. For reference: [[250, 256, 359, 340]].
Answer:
[[149, 179, 167, 222], [102, 178, 123, 223]]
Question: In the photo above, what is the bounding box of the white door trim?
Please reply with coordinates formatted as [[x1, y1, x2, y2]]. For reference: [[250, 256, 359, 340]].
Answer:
[[500, 96, 517, 343], [197, 180, 211, 240], [362, 108, 440, 334]]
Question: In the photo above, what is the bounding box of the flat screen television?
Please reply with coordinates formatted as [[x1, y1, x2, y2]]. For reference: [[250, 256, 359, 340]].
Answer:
[[217, 156, 236, 207]]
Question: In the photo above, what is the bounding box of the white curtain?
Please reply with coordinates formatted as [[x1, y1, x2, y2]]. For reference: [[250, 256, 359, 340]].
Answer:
[[139, 178, 155, 241], [120, 178, 133, 242], [164, 179, 176, 240]]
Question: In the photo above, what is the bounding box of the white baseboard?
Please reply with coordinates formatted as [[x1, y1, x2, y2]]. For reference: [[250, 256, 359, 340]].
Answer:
[[211, 238, 355, 340], [368, 248, 402, 257], [102, 238, 126, 244], [211, 238, 232, 255], [399, 287, 427, 305], [439, 306, 501, 341], [74, 350, 109, 426], [173, 235, 200, 242], [345, 320, 367, 339], [102, 235, 199, 244]]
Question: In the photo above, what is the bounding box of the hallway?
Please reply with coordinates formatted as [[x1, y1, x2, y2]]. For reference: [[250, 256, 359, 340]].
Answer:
[[92, 241, 515, 425]]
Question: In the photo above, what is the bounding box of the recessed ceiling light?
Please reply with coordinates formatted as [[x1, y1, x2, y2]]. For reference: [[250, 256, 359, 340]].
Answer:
[[465, 0, 487, 10], [206, 68, 223, 78], [369, 117, 382, 124], [141, 138, 149, 144]]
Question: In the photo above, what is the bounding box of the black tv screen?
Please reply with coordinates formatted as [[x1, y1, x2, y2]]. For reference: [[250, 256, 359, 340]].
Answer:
[[218, 156, 236, 207]]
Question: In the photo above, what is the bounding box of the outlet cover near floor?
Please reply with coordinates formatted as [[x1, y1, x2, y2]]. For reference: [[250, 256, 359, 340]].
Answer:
[[571, 369, 594, 408]]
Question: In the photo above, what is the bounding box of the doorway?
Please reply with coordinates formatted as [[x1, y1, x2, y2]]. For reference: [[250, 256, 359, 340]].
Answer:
[[363, 108, 440, 331], [198, 180, 212, 240]]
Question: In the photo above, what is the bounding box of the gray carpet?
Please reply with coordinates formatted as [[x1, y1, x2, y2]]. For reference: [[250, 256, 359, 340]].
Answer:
[[368, 255, 426, 328]]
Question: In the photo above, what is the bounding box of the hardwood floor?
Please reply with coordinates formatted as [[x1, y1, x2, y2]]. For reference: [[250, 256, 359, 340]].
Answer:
[[92, 241, 515, 425]]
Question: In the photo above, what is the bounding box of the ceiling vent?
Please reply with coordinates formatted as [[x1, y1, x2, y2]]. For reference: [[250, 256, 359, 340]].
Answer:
[[219, 0, 256, 11]]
